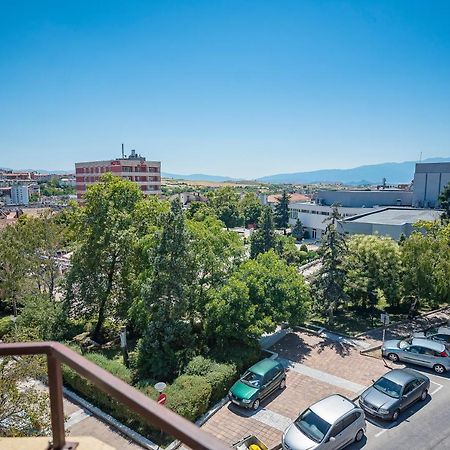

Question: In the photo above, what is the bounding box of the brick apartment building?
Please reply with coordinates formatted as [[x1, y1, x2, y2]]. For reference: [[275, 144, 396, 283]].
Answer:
[[75, 150, 161, 200]]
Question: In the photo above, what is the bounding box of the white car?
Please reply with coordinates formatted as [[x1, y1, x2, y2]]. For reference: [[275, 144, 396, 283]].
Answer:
[[282, 394, 366, 450]]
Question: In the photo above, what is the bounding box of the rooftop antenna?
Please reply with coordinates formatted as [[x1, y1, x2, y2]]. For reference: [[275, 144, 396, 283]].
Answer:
[[419, 151, 422, 162], [121, 143, 125, 158]]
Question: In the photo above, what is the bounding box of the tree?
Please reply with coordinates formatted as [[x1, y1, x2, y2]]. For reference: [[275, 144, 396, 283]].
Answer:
[[0, 357, 50, 437], [438, 182, 450, 223], [65, 174, 143, 342], [312, 205, 347, 323], [292, 219, 304, 241], [239, 192, 263, 227], [135, 200, 197, 380], [206, 251, 310, 348], [402, 223, 450, 308], [274, 191, 290, 229], [207, 187, 242, 229], [343, 235, 403, 308], [250, 207, 275, 258]]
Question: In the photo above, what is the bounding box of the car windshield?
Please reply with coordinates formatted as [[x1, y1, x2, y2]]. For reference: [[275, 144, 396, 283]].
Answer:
[[294, 408, 331, 443], [373, 377, 403, 399], [398, 339, 412, 349], [241, 370, 263, 388]]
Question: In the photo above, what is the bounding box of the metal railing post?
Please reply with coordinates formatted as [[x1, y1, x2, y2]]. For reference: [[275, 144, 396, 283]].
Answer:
[[47, 353, 77, 449]]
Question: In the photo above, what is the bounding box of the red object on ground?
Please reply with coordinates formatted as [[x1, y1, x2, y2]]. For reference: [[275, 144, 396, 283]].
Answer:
[[158, 393, 167, 405]]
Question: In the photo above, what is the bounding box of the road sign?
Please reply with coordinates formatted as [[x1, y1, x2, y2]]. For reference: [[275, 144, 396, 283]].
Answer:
[[157, 393, 167, 405]]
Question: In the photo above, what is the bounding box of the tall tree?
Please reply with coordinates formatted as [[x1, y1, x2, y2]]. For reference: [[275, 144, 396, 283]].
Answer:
[[65, 174, 143, 342], [312, 205, 347, 323], [292, 219, 304, 241], [343, 235, 403, 308], [206, 250, 310, 348], [438, 182, 450, 223], [274, 190, 291, 229], [207, 187, 242, 229], [135, 200, 196, 380], [250, 207, 275, 258], [239, 192, 263, 227]]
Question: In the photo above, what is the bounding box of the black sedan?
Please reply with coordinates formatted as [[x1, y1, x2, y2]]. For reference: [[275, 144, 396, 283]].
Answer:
[[359, 368, 430, 421]]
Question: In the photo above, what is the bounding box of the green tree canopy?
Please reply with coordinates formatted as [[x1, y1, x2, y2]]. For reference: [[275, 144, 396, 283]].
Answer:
[[274, 191, 290, 229], [250, 207, 275, 258], [239, 192, 263, 227], [207, 187, 242, 229]]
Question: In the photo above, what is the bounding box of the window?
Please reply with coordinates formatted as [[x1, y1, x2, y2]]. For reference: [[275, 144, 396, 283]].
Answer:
[[341, 412, 358, 430], [329, 421, 344, 438], [403, 382, 415, 395], [312, 229, 317, 239]]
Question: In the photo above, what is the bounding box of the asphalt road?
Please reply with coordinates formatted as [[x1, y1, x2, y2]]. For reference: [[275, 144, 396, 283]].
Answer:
[[348, 366, 450, 450]]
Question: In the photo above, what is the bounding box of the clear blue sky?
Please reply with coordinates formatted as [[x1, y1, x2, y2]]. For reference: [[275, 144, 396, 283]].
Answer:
[[1, 1, 450, 178]]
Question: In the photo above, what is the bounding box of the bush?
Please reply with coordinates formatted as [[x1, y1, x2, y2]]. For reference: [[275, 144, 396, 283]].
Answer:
[[165, 375, 212, 421], [185, 356, 237, 403], [83, 353, 132, 384], [0, 316, 13, 338], [300, 244, 308, 252], [210, 343, 261, 374]]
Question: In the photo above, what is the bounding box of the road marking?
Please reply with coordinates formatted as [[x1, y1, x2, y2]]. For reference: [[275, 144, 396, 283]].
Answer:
[[430, 380, 444, 395], [65, 409, 91, 430], [251, 408, 292, 432], [279, 358, 366, 393], [374, 422, 395, 438]]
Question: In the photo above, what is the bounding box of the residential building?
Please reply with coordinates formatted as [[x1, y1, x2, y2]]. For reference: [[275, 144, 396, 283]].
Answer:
[[75, 150, 161, 200], [10, 184, 29, 205], [339, 207, 443, 241], [412, 162, 450, 208]]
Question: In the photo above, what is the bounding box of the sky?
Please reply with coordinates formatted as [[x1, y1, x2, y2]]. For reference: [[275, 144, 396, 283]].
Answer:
[[1, 1, 450, 179]]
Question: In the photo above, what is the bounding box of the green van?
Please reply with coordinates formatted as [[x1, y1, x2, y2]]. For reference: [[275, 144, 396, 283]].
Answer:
[[228, 358, 286, 410]]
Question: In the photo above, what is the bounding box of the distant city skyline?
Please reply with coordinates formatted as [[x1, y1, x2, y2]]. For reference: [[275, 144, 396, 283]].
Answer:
[[1, 1, 450, 178]]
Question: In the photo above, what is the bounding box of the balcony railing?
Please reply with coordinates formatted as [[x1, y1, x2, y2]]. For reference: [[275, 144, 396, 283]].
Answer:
[[0, 341, 229, 450]]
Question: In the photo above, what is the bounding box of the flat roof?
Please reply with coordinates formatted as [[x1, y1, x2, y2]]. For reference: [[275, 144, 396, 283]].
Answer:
[[345, 208, 442, 225]]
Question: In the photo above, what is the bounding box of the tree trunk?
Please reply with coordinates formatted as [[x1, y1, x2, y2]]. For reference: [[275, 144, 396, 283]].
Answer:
[[92, 255, 117, 342]]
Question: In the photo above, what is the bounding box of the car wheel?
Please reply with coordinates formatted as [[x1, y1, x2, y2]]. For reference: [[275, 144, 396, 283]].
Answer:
[[392, 409, 400, 421], [420, 389, 428, 401], [355, 429, 364, 442], [433, 364, 446, 374], [387, 353, 399, 362], [279, 378, 286, 390], [252, 399, 260, 410]]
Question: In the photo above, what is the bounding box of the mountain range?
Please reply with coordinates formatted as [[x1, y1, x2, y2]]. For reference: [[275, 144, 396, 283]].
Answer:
[[3, 156, 450, 185], [162, 157, 450, 184]]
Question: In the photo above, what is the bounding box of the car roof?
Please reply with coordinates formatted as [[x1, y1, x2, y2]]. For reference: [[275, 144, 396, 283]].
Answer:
[[382, 368, 426, 385], [412, 338, 446, 352], [248, 358, 280, 376], [309, 395, 356, 424], [437, 326, 450, 334]]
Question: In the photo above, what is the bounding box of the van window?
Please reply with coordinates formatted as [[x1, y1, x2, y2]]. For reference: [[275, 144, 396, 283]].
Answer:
[[341, 412, 358, 430]]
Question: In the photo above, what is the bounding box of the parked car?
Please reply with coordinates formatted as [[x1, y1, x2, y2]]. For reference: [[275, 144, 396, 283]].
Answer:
[[382, 338, 450, 374], [414, 325, 450, 348], [359, 368, 430, 421], [282, 394, 366, 450], [228, 359, 286, 410]]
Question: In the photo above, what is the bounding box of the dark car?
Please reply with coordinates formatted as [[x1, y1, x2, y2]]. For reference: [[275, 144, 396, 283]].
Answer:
[[414, 326, 450, 349], [359, 368, 430, 421], [228, 358, 286, 410]]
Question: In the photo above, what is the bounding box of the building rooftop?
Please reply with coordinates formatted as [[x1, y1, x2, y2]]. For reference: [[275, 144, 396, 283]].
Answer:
[[345, 208, 442, 225]]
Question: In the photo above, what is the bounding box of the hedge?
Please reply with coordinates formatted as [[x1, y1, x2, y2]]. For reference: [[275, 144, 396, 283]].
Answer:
[[165, 375, 212, 421], [0, 316, 13, 338], [185, 356, 237, 403]]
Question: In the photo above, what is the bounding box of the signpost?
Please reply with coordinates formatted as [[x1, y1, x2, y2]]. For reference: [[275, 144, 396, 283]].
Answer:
[[154, 382, 167, 406], [380, 312, 390, 342], [119, 326, 129, 368]]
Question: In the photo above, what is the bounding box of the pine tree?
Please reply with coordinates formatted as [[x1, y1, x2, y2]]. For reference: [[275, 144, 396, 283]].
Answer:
[[312, 205, 347, 324], [438, 182, 450, 223], [250, 207, 275, 258], [274, 191, 290, 229], [292, 219, 304, 241]]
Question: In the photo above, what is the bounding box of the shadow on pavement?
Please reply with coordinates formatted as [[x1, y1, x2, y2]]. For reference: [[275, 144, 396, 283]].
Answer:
[[270, 333, 313, 363]]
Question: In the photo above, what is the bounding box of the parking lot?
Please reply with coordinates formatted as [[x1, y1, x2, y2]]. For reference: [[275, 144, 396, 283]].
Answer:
[[201, 326, 450, 450]]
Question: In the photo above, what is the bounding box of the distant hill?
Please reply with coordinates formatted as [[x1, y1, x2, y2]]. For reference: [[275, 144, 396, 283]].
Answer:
[[256, 157, 450, 184], [162, 172, 235, 182]]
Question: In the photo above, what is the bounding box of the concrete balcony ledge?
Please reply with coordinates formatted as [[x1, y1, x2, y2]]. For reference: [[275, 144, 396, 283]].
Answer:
[[0, 436, 115, 450]]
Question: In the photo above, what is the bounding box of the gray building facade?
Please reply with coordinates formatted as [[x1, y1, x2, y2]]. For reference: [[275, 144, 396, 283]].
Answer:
[[413, 162, 450, 208], [315, 189, 413, 208]]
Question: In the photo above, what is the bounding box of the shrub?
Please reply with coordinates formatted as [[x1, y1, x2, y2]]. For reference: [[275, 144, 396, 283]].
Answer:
[[210, 343, 261, 374], [165, 375, 212, 421], [300, 244, 308, 252], [83, 353, 132, 384], [0, 316, 13, 338], [185, 356, 237, 403]]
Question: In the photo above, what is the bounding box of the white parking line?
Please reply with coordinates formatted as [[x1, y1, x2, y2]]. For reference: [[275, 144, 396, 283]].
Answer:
[[374, 422, 396, 437], [430, 380, 443, 395]]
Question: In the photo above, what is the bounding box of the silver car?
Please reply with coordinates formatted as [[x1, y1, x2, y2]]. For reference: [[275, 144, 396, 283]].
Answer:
[[414, 326, 450, 348], [282, 394, 366, 450], [359, 368, 430, 421], [382, 338, 450, 374]]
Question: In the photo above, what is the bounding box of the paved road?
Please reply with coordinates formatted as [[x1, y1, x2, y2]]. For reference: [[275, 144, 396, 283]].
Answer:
[[348, 367, 450, 450]]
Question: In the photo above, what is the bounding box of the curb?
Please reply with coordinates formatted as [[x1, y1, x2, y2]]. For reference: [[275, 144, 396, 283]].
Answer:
[[63, 387, 160, 450]]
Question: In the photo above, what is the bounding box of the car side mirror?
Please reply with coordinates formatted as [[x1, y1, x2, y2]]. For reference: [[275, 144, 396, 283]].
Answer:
[[329, 437, 336, 443], [371, 379, 375, 383]]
